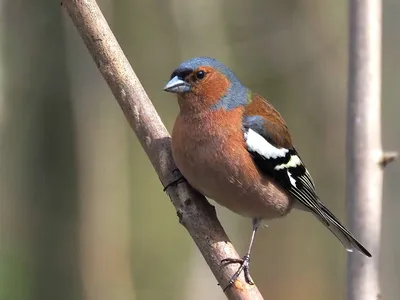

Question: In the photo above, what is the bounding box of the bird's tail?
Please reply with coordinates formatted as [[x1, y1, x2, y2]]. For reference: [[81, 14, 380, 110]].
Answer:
[[316, 202, 371, 257]]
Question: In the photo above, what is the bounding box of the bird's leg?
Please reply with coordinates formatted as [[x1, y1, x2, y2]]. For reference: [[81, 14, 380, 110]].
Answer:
[[221, 218, 261, 291], [163, 168, 187, 191]]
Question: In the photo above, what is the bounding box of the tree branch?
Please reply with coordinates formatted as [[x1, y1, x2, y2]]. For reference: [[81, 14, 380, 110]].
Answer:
[[347, 1, 396, 300], [61, 0, 264, 299]]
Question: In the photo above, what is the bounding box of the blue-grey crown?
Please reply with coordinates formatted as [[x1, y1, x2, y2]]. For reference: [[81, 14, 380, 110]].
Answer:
[[172, 57, 248, 110], [175, 57, 242, 85]]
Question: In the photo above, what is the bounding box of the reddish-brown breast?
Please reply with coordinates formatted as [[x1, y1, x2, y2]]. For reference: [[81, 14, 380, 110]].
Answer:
[[172, 106, 293, 219]]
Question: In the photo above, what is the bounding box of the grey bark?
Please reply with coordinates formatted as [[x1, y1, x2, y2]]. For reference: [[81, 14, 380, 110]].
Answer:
[[347, 1, 396, 300]]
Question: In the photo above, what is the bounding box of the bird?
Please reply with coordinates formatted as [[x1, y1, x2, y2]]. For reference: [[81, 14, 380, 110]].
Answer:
[[163, 56, 371, 289]]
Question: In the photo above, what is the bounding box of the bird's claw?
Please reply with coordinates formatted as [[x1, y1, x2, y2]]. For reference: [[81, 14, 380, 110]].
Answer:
[[163, 169, 186, 191], [221, 254, 254, 291]]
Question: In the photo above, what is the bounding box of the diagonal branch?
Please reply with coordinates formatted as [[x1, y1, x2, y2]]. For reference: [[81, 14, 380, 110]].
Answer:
[[61, 0, 264, 299]]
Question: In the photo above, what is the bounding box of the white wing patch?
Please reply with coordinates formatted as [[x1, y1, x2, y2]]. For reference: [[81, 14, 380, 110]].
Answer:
[[287, 170, 297, 187], [244, 129, 288, 159], [274, 155, 302, 170]]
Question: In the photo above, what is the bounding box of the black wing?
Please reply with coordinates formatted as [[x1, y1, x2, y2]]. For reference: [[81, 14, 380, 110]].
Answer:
[[243, 116, 329, 225], [243, 116, 371, 257]]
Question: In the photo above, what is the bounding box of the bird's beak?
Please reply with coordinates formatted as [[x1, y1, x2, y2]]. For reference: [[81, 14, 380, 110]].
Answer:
[[163, 76, 191, 93]]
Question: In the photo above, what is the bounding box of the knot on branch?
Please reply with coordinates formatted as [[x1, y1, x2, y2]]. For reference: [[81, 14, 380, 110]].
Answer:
[[379, 151, 398, 168]]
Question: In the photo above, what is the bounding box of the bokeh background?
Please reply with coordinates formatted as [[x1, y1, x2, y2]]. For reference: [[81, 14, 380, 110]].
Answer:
[[0, 0, 399, 299]]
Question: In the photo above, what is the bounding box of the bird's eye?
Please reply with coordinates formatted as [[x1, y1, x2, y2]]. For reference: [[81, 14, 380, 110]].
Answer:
[[195, 71, 206, 80]]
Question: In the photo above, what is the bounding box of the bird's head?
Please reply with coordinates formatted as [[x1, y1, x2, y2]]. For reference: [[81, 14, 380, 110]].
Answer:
[[164, 57, 247, 113]]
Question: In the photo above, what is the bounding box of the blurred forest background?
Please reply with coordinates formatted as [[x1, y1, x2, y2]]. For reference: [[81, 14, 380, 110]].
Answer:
[[0, 0, 399, 299]]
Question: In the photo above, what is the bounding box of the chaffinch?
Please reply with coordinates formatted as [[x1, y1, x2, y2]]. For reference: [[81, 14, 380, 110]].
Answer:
[[163, 57, 371, 288]]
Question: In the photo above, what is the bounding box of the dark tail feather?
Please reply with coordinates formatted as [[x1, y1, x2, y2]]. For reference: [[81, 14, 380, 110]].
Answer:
[[318, 203, 371, 257]]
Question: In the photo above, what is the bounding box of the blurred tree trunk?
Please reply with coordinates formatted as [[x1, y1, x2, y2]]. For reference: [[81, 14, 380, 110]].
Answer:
[[113, 1, 192, 299], [63, 1, 136, 300], [0, 1, 81, 299], [347, 1, 384, 300], [170, 0, 234, 62]]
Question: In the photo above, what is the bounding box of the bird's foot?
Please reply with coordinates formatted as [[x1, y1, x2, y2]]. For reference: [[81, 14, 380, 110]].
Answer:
[[221, 254, 254, 291], [163, 169, 186, 191]]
